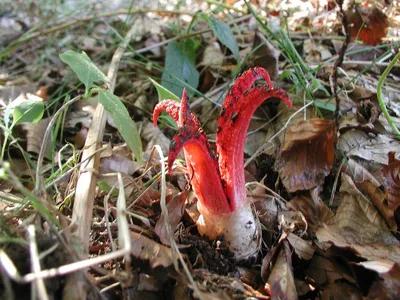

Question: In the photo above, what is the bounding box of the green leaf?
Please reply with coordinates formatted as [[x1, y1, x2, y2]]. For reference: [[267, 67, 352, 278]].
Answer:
[[60, 50, 108, 96], [98, 90, 142, 163], [13, 99, 44, 125], [161, 39, 200, 97], [315, 100, 336, 112], [97, 180, 119, 197], [205, 15, 240, 62], [149, 78, 180, 101]]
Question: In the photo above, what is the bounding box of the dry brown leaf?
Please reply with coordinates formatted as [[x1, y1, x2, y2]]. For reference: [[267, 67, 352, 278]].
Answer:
[[142, 121, 171, 156], [306, 255, 356, 286], [199, 42, 224, 70], [306, 255, 361, 299], [155, 192, 186, 246], [266, 241, 298, 300], [366, 263, 400, 300], [382, 152, 400, 212], [347, 6, 388, 46], [359, 180, 397, 230], [248, 32, 279, 80], [287, 232, 315, 260], [130, 231, 177, 268], [303, 39, 332, 63], [341, 158, 381, 186], [341, 157, 396, 229], [316, 174, 400, 264], [278, 118, 336, 193], [22, 118, 50, 156], [339, 130, 400, 165], [288, 188, 334, 233]]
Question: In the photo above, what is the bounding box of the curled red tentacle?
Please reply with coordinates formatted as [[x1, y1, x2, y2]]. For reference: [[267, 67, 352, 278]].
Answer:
[[216, 82, 292, 210]]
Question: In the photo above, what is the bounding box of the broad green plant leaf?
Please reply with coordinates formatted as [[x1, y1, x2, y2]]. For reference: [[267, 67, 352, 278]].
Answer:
[[202, 14, 240, 62], [99, 90, 142, 164], [161, 39, 200, 97], [13, 99, 44, 125], [60, 50, 108, 96], [149, 78, 180, 101]]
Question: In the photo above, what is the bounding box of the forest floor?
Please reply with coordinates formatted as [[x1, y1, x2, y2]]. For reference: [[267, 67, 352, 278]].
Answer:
[[0, 0, 399, 299]]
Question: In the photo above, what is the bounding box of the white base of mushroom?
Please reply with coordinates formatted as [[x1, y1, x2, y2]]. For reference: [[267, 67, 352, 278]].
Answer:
[[196, 203, 261, 260]]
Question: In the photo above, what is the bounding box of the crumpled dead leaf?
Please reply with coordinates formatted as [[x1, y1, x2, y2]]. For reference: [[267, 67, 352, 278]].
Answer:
[[316, 174, 400, 264], [306, 255, 361, 299], [288, 188, 334, 233], [277, 118, 336, 193], [339, 130, 400, 165], [142, 121, 171, 156], [265, 241, 298, 300], [130, 231, 177, 268], [155, 191, 187, 245], [303, 39, 332, 63], [22, 118, 51, 156], [287, 232, 314, 260], [366, 263, 400, 299], [347, 6, 388, 46], [248, 32, 279, 80], [382, 152, 400, 213]]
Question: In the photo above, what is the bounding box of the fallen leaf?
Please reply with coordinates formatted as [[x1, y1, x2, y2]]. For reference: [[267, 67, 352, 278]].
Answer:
[[366, 263, 400, 299], [341, 158, 381, 187], [199, 42, 224, 70], [356, 100, 379, 124], [382, 152, 400, 212], [278, 118, 336, 193], [288, 188, 334, 233], [347, 6, 388, 46], [248, 32, 280, 80], [303, 39, 332, 63], [130, 231, 177, 268], [142, 121, 171, 156], [316, 174, 400, 264], [266, 241, 298, 300], [22, 118, 50, 156], [155, 191, 187, 245], [287, 232, 315, 260], [306, 255, 356, 287], [339, 130, 400, 165]]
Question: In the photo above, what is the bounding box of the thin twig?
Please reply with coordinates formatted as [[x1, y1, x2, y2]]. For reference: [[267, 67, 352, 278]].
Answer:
[[27, 225, 49, 300], [333, 0, 350, 128]]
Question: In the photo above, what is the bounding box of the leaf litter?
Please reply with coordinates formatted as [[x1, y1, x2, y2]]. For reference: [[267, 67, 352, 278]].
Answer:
[[0, 0, 400, 299]]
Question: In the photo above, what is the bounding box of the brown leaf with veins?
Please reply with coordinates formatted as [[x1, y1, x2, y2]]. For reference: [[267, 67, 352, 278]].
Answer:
[[265, 241, 298, 300], [367, 263, 400, 300], [382, 152, 400, 212], [278, 119, 336, 193], [316, 174, 400, 264], [155, 191, 187, 246], [347, 6, 388, 46], [288, 188, 334, 233]]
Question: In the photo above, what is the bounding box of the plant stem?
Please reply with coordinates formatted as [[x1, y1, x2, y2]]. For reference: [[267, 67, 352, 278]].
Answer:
[[377, 50, 400, 137]]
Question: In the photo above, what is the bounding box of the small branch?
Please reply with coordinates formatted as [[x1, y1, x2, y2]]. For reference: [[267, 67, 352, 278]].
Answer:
[[333, 0, 351, 128], [27, 225, 49, 300]]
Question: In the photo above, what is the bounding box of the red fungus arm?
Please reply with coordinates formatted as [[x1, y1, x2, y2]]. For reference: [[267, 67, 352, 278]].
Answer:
[[153, 90, 231, 215], [153, 100, 181, 127], [216, 69, 292, 210]]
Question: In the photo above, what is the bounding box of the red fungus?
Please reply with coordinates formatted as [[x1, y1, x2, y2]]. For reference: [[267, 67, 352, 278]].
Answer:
[[153, 68, 292, 258]]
